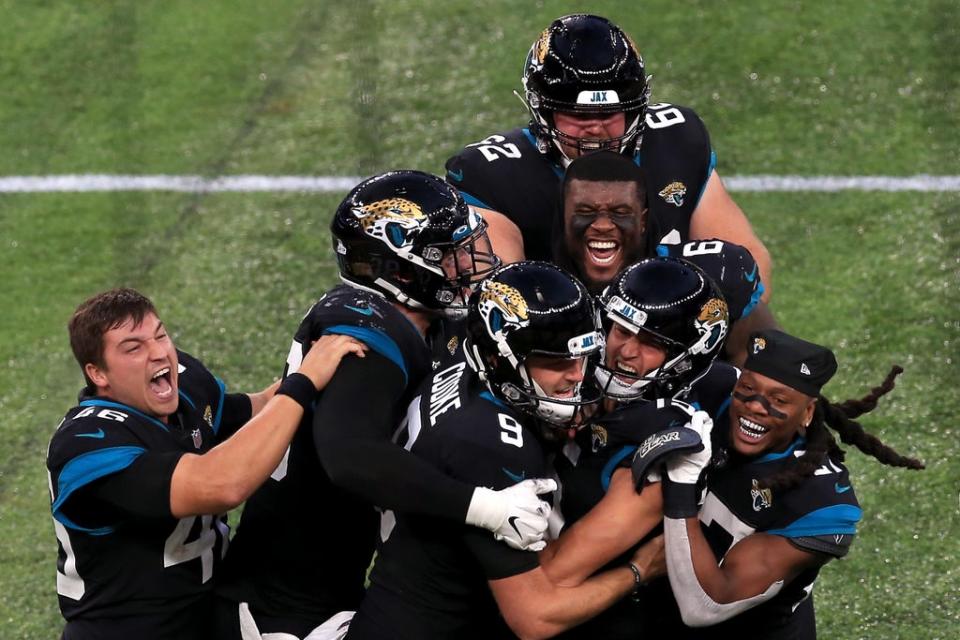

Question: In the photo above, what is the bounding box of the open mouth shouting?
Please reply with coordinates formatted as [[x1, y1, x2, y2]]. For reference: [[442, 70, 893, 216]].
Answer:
[[149, 366, 175, 402]]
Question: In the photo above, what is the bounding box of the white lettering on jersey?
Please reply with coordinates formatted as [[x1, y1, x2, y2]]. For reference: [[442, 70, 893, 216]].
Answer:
[[428, 362, 467, 426], [48, 469, 85, 599], [467, 134, 522, 163], [645, 103, 686, 130], [699, 491, 757, 554]]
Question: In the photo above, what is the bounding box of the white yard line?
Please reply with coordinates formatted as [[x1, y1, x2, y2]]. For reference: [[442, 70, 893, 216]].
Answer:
[[0, 174, 958, 193]]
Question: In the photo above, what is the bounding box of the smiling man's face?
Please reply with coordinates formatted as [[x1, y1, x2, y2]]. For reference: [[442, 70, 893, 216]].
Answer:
[[563, 178, 647, 290], [85, 312, 180, 421]]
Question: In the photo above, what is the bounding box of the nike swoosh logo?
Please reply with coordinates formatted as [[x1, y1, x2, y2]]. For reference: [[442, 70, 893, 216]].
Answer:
[[744, 265, 758, 283], [75, 429, 105, 439], [835, 482, 852, 493], [508, 516, 523, 538], [447, 168, 464, 182], [502, 467, 525, 483], [344, 305, 374, 316]]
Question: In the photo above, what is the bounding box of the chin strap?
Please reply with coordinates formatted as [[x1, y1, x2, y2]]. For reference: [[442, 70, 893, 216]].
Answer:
[[664, 517, 784, 627]]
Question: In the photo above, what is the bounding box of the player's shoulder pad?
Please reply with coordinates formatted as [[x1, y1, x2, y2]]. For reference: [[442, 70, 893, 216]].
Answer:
[[765, 456, 862, 542], [444, 129, 537, 204], [666, 238, 761, 323], [644, 102, 710, 145], [174, 349, 225, 413], [596, 397, 698, 446]]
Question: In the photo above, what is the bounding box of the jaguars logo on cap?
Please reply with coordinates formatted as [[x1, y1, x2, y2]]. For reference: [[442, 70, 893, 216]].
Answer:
[[658, 181, 687, 207], [352, 197, 427, 250], [752, 336, 767, 354]]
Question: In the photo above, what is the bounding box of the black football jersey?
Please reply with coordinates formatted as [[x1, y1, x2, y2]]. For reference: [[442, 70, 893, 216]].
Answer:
[[347, 362, 546, 640], [658, 239, 764, 323], [46, 351, 239, 639], [552, 363, 739, 639], [445, 103, 714, 261], [691, 425, 861, 639], [217, 285, 432, 623]]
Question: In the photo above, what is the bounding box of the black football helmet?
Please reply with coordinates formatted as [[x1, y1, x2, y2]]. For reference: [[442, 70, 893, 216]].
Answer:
[[596, 257, 729, 402], [332, 170, 500, 318], [464, 261, 604, 429], [661, 239, 763, 323], [520, 14, 652, 159]]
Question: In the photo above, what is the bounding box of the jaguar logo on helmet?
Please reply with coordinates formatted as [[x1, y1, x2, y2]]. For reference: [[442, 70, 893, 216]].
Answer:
[[591, 424, 608, 453], [533, 27, 551, 66], [658, 181, 687, 208], [352, 197, 428, 251], [693, 297, 729, 354], [478, 281, 530, 341]]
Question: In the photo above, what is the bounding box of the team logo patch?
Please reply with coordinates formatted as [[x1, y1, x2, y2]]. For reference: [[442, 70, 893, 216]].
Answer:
[[352, 197, 427, 250], [447, 335, 460, 355], [658, 181, 687, 207], [693, 297, 729, 354], [751, 478, 772, 511], [477, 281, 529, 341], [203, 405, 213, 428], [591, 425, 608, 452], [752, 336, 767, 354], [191, 428, 203, 449]]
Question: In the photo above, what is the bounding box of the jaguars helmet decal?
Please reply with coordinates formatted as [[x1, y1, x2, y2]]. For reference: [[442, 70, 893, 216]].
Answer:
[[477, 280, 530, 342], [352, 197, 428, 251], [693, 297, 729, 355], [752, 336, 767, 354]]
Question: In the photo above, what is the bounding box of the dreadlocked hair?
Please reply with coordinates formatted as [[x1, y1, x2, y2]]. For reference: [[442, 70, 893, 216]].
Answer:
[[760, 365, 924, 494]]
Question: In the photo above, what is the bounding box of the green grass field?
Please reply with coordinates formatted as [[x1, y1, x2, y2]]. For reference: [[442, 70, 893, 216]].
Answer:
[[1, 1, 957, 638]]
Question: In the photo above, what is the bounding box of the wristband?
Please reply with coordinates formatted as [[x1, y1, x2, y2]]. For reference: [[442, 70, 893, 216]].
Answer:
[[661, 476, 701, 519], [276, 372, 318, 411], [627, 562, 644, 600]]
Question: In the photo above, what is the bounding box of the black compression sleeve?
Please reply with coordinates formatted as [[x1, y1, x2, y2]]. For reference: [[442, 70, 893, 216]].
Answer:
[[313, 351, 475, 522], [90, 451, 184, 519]]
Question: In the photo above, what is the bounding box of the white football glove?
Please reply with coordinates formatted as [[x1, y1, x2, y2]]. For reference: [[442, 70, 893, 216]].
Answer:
[[665, 410, 714, 486], [466, 478, 557, 552]]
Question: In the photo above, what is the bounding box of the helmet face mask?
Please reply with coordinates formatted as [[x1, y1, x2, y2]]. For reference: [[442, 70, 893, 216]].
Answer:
[[520, 14, 652, 160], [595, 258, 730, 403], [331, 170, 501, 317], [465, 262, 605, 431]]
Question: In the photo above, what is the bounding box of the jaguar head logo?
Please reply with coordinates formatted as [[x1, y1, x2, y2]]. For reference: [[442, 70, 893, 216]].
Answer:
[[752, 336, 767, 354], [352, 197, 427, 250], [658, 181, 687, 208], [478, 281, 529, 340], [693, 297, 729, 354], [751, 478, 773, 511], [534, 28, 551, 65]]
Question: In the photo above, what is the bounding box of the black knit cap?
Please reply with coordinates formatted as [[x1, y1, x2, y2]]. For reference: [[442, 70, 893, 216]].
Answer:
[[744, 330, 838, 397]]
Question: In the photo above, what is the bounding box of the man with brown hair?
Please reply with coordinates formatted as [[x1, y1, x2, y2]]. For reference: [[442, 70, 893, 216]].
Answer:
[[47, 287, 365, 640]]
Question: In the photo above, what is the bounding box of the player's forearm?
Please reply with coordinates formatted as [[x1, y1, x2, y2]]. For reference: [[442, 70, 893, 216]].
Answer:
[[541, 472, 662, 586], [169, 394, 304, 517], [246, 378, 281, 416], [506, 567, 636, 639]]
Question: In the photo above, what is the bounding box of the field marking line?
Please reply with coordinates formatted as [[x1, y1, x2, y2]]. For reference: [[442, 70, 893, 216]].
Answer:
[[0, 174, 959, 193]]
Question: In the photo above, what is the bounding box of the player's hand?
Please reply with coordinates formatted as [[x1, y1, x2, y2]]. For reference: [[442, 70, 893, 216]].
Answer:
[[298, 335, 367, 390], [466, 478, 557, 552], [665, 411, 713, 486], [629, 534, 666, 584], [661, 411, 713, 519]]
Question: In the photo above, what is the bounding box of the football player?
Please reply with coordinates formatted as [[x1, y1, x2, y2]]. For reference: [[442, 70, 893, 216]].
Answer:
[[445, 13, 772, 299], [215, 171, 558, 639], [661, 331, 924, 638], [47, 288, 365, 639], [554, 150, 775, 365], [346, 261, 662, 639], [542, 257, 738, 637]]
